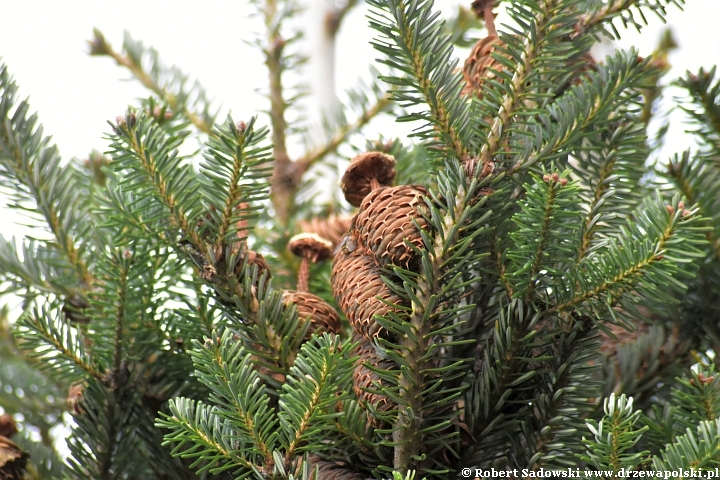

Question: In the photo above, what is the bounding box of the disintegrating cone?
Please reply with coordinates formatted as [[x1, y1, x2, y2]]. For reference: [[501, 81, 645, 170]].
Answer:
[[298, 215, 353, 249], [0, 436, 28, 480], [352, 337, 396, 427], [462, 35, 505, 97], [355, 185, 430, 269], [236, 248, 271, 280], [0, 417, 15, 439], [288, 233, 334, 263], [332, 238, 405, 340], [599, 322, 650, 358], [307, 456, 367, 480], [340, 152, 396, 207], [282, 290, 341, 340]]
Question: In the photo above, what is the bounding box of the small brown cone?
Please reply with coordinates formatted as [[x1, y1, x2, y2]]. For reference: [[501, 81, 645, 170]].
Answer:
[[282, 290, 341, 340], [0, 417, 15, 439], [307, 455, 367, 480], [340, 152, 396, 207], [355, 185, 430, 269], [298, 215, 353, 249], [332, 239, 405, 340], [352, 337, 396, 427], [0, 436, 28, 480], [462, 35, 505, 97]]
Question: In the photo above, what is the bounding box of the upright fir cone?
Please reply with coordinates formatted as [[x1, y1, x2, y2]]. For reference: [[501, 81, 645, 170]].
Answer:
[[332, 234, 405, 340], [283, 233, 341, 340], [352, 336, 396, 428], [462, 0, 505, 98], [307, 456, 368, 480], [355, 184, 430, 269]]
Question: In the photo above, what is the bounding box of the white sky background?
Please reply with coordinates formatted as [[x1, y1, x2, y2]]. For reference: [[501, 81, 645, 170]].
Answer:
[[0, 0, 719, 456]]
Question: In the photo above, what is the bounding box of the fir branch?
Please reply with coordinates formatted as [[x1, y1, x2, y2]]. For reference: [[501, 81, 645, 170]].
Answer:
[[520, 317, 600, 470], [65, 379, 154, 479], [579, 393, 649, 474], [108, 111, 203, 249], [382, 163, 491, 475], [279, 334, 355, 459], [511, 49, 648, 173], [506, 172, 583, 299], [573, 0, 685, 40], [550, 195, 706, 318], [676, 67, 720, 155], [257, 0, 306, 224], [664, 151, 720, 261], [573, 120, 648, 261], [14, 305, 102, 381], [89, 29, 216, 134], [298, 93, 392, 168], [476, 0, 586, 168], [160, 398, 260, 476], [187, 330, 277, 467], [651, 418, 720, 471], [0, 63, 94, 285], [670, 369, 720, 430], [0, 237, 64, 294], [199, 115, 272, 253], [367, 0, 471, 159]]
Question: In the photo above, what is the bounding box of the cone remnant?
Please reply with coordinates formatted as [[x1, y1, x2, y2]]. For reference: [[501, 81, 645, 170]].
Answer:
[[340, 152, 396, 207], [353, 337, 396, 427], [282, 290, 341, 339]]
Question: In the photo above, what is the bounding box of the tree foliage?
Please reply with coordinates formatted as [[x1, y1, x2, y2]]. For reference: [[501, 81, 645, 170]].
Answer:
[[3, 0, 720, 478]]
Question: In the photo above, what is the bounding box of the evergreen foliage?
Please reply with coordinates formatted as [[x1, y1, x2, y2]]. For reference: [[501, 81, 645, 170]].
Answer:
[[3, 0, 720, 478]]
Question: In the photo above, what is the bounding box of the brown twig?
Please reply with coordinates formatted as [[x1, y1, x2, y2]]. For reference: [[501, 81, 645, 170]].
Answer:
[[89, 29, 212, 135]]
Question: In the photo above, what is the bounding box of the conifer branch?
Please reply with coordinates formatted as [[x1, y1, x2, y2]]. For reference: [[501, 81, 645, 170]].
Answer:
[[664, 153, 720, 261], [16, 306, 102, 381], [0, 64, 93, 286], [89, 29, 215, 134], [298, 94, 391, 167], [511, 51, 648, 173], [367, 0, 471, 159], [550, 197, 705, 316], [651, 418, 720, 471], [573, 0, 685, 40], [109, 114, 203, 250]]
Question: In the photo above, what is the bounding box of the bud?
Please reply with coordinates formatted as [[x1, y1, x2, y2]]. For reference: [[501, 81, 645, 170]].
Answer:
[[698, 373, 714, 385], [559, 178, 568, 186], [88, 28, 110, 56], [665, 205, 674, 215], [678, 201, 685, 210], [542, 174, 550, 183], [236, 121, 247, 133], [551, 173, 560, 182]]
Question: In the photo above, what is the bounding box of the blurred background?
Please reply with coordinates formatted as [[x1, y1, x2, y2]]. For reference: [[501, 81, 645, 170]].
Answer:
[[0, 0, 718, 465]]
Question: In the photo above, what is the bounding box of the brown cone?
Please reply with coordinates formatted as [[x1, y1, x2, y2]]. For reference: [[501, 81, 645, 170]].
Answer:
[[352, 337, 396, 427], [355, 185, 430, 269], [307, 456, 367, 480], [332, 239, 405, 340], [340, 152, 396, 207], [282, 290, 341, 340], [0, 436, 28, 480], [298, 215, 353, 249], [462, 35, 505, 98], [0, 417, 15, 439]]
